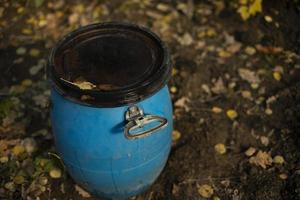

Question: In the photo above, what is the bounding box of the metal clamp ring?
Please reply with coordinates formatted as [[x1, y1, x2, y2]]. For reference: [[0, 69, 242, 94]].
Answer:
[[124, 105, 168, 140]]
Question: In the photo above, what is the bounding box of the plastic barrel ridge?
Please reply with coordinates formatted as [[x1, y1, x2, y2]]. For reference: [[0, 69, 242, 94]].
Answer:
[[49, 22, 173, 200]]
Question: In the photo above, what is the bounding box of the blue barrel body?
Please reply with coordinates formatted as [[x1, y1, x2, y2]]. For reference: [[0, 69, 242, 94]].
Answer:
[[50, 86, 172, 199]]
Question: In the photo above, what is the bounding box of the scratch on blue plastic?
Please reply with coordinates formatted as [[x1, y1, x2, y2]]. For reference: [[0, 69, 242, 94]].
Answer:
[[51, 86, 173, 200]]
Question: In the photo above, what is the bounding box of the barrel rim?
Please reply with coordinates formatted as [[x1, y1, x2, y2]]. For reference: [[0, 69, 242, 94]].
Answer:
[[48, 22, 172, 107]]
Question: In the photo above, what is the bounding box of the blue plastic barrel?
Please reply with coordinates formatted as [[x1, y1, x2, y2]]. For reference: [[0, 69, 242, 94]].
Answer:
[[48, 22, 172, 200]]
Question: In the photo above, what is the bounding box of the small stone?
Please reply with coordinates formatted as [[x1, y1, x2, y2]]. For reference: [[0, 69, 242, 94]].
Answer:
[[212, 106, 223, 113], [245, 147, 256, 157], [273, 155, 285, 165], [49, 168, 62, 179], [198, 184, 214, 198], [214, 143, 226, 154], [226, 109, 238, 120]]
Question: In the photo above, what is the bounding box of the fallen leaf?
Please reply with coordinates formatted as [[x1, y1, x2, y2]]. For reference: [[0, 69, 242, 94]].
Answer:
[[238, 6, 250, 20], [21, 79, 33, 87], [198, 184, 214, 198], [212, 106, 223, 113], [218, 50, 231, 58], [29, 48, 40, 57], [0, 156, 8, 163], [60, 78, 96, 90], [245, 46, 256, 55], [264, 15, 273, 23], [226, 109, 238, 120], [174, 97, 190, 112], [213, 196, 221, 200], [273, 72, 282, 81], [279, 173, 288, 180], [49, 168, 62, 179], [13, 175, 25, 184], [249, 0, 262, 16], [249, 150, 272, 169], [16, 47, 27, 55], [75, 184, 91, 198], [12, 145, 25, 156], [214, 143, 226, 154], [273, 155, 285, 165], [265, 108, 273, 115], [245, 147, 256, 157], [227, 42, 242, 54], [260, 136, 269, 146], [241, 90, 252, 99], [170, 86, 177, 93], [211, 77, 226, 94], [172, 130, 181, 141], [238, 68, 260, 84]]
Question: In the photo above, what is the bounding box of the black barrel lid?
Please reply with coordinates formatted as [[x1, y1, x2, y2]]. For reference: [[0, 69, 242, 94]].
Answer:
[[48, 22, 172, 107]]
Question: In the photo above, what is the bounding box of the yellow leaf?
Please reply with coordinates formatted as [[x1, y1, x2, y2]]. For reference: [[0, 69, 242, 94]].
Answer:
[[49, 168, 62, 179], [273, 155, 284, 165], [238, 6, 250, 21], [0, 156, 8, 163], [172, 130, 181, 141], [226, 109, 238, 120], [198, 184, 214, 198], [273, 72, 281, 81], [218, 50, 231, 58], [12, 145, 25, 156], [239, 0, 248, 5], [214, 143, 227, 154], [249, 0, 262, 16]]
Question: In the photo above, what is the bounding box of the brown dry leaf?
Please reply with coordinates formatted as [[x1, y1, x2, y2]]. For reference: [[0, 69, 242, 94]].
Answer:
[[174, 97, 190, 112], [249, 150, 273, 169], [238, 68, 260, 84], [75, 184, 91, 198], [255, 44, 283, 54], [226, 42, 242, 54], [60, 78, 96, 90], [211, 77, 226, 94]]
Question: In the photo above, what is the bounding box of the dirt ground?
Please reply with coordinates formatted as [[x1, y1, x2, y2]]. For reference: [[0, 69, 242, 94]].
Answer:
[[1, 0, 300, 200]]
